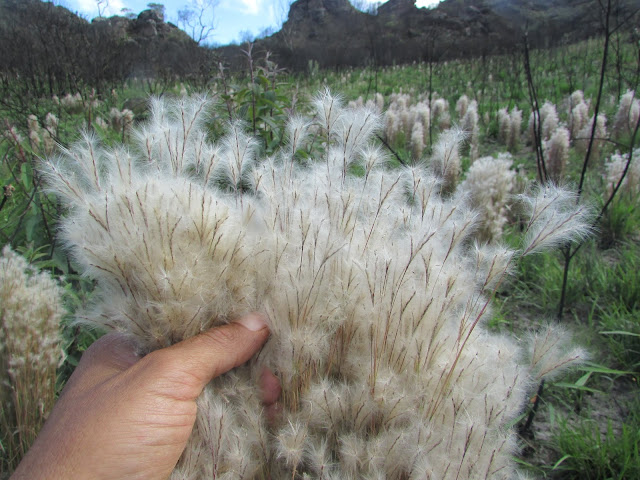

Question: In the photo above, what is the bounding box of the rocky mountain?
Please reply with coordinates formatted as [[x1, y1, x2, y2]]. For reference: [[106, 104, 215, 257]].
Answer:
[[220, 0, 639, 70], [1, 0, 639, 86]]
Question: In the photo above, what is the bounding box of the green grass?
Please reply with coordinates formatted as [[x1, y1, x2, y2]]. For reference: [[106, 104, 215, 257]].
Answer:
[[549, 406, 640, 479]]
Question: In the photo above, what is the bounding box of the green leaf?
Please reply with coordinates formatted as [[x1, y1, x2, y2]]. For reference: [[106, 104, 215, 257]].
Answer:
[[24, 213, 41, 242], [552, 454, 572, 470], [20, 162, 32, 189], [574, 372, 592, 387], [553, 382, 602, 394], [601, 330, 640, 337], [579, 361, 634, 376]]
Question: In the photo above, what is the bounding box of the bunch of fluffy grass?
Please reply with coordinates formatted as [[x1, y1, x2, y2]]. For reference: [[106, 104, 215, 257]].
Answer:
[[43, 92, 591, 479], [459, 153, 516, 243], [527, 101, 558, 144], [498, 107, 523, 151], [384, 93, 431, 150], [568, 91, 589, 140], [461, 99, 479, 160], [613, 90, 640, 138], [25, 114, 57, 156], [576, 114, 607, 156], [604, 148, 640, 197], [545, 126, 571, 183], [108, 108, 135, 138], [0, 247, 65, 472]]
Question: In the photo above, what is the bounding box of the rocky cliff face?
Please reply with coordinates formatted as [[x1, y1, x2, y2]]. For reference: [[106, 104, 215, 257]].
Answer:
[[91, 9, 193, 43], [249, 0, 521, 70], [217, 0, 639, 71]]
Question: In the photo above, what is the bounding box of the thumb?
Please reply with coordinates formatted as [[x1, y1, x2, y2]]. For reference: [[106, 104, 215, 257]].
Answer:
[[147, 313, 270, 400]]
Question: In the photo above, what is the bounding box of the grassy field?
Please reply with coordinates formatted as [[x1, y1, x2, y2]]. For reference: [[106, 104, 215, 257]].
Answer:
[[1, 35, 639, 478]]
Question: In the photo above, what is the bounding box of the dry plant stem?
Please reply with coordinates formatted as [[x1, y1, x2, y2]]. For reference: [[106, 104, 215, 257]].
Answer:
[[598, 115, 640, 220], [375, 133, 408, 166], [523, 33, 548, 183], [557, 111, 640, 320], [557, 0, 618, 321], [519, 379, 544, 437], [577, 0, 611, 199]]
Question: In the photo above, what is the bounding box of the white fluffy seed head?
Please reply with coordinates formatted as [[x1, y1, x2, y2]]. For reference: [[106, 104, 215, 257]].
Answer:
[[520, 184, 594, 255], [460, 153, 516, 243], [41, 93, 592, 479], [545, 126, 570, 183], [604, 148, 640, 197], [430, 127, 464, 193], [410, 121, 425, 160], [525, 324, 587, 381], [613, 90, 640, 138], [576, 114, 607, 155]]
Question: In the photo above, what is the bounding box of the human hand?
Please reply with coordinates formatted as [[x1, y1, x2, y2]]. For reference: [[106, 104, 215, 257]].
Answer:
[[11, 313, 277, 480]]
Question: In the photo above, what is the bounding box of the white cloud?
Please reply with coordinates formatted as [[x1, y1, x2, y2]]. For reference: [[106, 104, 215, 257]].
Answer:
[[68, 0, 126, 17], [106, 0, 126, 15], [416, 0, 442, 7], [235, 0, 264, 15]]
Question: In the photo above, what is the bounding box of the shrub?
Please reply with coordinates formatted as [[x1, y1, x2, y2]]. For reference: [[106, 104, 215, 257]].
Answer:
[[43, 93, 590, 479]]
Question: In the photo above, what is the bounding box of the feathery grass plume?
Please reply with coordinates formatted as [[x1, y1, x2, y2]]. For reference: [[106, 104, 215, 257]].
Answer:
[[284, 115, 311, 163], [27, 114, 41, 152], [567, 90, 587, 138], [604, 148, 640, 197], [498, 108, 510, 145], [384, 109, 400, 144], [613, 90, 640, 138], [540, 101, 559, 141], [414, 102, 430, 143], [455, 94, 469, 119], [508, 107, 522, 151], [525, 324, 586, 381], [569, 90, 585, 110], [0, 247, 65, 473], [461, 100, 479, 161], [545, 126, 570, 183], [576, 114, 607, 155], [527, 101, 558, 144], [109, 108, 135, 138], [44, 113, 59, 147], [61, 92, 84, 113], [459, 153, 516, 243], [218, 120, 259, 193], [431, 97, 451, 130], [570, 101, 589, 140], [430, 127, 464, 194], [410, 120, 424, 160], [520, 184, 593, 255], [43, 93, 591, 479]]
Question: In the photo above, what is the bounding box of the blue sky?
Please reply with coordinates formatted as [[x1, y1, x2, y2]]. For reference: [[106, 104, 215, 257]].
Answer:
[[61, 0, 443, 45]]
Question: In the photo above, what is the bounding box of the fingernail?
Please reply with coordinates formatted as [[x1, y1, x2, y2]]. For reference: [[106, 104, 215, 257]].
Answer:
[[235, 313, 268, 332]]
